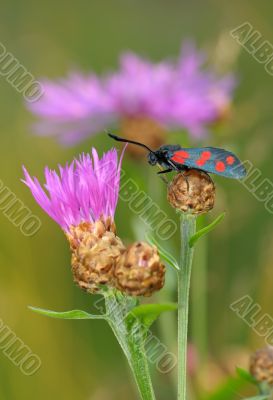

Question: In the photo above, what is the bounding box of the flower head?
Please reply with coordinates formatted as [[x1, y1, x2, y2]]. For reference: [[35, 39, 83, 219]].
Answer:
[[167, 170, 215, 215], [114, 241, 165, 297], [28, 73, 114, 145], [166, 42, 236, 137], [105, 52, 173, 121], [27, 42, 236, 145], [23, 147, 127, 293], [22, 147, 125, 231], [250, 346, 273, 386], [22, 146, 166, 295]]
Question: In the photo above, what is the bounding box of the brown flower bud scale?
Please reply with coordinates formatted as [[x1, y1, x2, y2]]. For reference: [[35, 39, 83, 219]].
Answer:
[[167, 170, 215, 215], [250, 347, 273, 385], [114, 241, 165, 297], [66, 218, 126, 293]]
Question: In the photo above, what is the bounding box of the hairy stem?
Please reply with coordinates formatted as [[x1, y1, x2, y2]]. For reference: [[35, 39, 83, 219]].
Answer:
[[192, 225, 208, 362], [178, 213, 196, 400], [105, 293, 156, 400]]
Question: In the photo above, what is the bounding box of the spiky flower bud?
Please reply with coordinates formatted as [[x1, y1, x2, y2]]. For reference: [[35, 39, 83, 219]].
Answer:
[[250, 347, 273, 385], [121, 116, 165, 158], [167, 170, 215, 215], [66, 218, 126, 293], [114, 241, 165, 297]]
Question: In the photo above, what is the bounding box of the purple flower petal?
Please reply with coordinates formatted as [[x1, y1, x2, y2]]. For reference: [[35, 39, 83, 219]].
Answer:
[[22, 147, 126, 231], [27, 42, 237, 143]]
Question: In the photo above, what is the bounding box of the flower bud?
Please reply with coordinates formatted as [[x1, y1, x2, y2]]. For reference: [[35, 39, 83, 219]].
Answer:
[[167, 170, 215, 215], [121, 116, 165, 158], [66, 218, 126, 293], [114, 241, 165, 297], [250, 346, 273, 385]]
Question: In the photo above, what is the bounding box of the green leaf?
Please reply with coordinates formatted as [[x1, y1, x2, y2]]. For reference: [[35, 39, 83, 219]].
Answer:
[[126, 303, 177, 329], [201, 376, 245, 400], [236, 367, 258, 385], [189, 212, 225, 248], [29, 306, 105, 320], [146, 232, 179, 271], [244, 396, 268, 400]]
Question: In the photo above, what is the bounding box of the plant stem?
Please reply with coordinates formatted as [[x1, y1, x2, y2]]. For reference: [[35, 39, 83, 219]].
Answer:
[[178, 213, 196, 400], [105, 293, 156, 400], [192, 223, 208, 362]]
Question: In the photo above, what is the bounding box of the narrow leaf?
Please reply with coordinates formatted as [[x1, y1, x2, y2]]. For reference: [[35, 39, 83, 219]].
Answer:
[[126, 303, 177, 329], [202, 376, 246, 400], [146, 232, 179, 271], [236, 367, 258, 385], [189, 212, 225, 248], [29, 306, 105, 320], [244, 396, 268, 400]]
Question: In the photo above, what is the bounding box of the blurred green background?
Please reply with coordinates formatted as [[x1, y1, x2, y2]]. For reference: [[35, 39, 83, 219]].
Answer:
[[0, 1, 273, 399]]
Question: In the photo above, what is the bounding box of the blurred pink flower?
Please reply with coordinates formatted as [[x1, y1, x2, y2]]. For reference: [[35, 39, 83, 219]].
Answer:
[[27, 42, 236, 144], [22, 147, 125, 231], [166, 43, 236, 137], [29, 74, 114, 145]]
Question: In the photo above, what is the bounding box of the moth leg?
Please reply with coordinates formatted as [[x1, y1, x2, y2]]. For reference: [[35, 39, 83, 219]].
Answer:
[[156, 164, 172, 185], [157, 169, 173, 175], [168, 160, 179, 171], [179, 169, 190, 191]]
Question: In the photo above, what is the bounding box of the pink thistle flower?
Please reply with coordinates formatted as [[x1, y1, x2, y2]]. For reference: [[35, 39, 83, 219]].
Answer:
[[105, 52, 173, 121], [22, 147, 125, 232], [28, 73, 115, 145], [22, 146, 167, 296], [166, 42, 236, 137], [27, 42, 236, 145]]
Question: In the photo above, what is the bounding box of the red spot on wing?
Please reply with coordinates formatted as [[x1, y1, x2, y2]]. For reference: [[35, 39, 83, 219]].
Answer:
[[196, 159, 206, 166], [171, 150, 190, 164], [226, 156, 235, 165], [215, 161, 226, 172], [202, 151, 211, 160], [195, 150, 211, 167]]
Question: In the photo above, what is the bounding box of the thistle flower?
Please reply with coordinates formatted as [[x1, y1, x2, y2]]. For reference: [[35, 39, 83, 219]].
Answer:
[[28, 74, 114, 145], [22, 147, 126, 292], [22, 147, 166, 295], [167, 170, 215, 215], [166, 43, 236, 137], [114, 242, 165, 297], [250, 346, 273, 386], [27, 42, 236, 150]]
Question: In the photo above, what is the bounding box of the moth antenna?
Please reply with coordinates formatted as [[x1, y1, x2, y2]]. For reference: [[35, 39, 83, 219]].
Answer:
[[107, 132, 155, 153]]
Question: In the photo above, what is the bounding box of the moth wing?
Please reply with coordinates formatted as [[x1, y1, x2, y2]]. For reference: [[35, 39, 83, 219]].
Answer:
[[171, 147, 246, 179]]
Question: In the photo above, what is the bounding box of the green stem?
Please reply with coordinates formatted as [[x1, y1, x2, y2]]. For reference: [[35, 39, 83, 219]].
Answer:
[[192, 228, 208, 362], [156, 289, 177, 396], [178, 213, 196, 400], [105, 293, 156, 400]]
